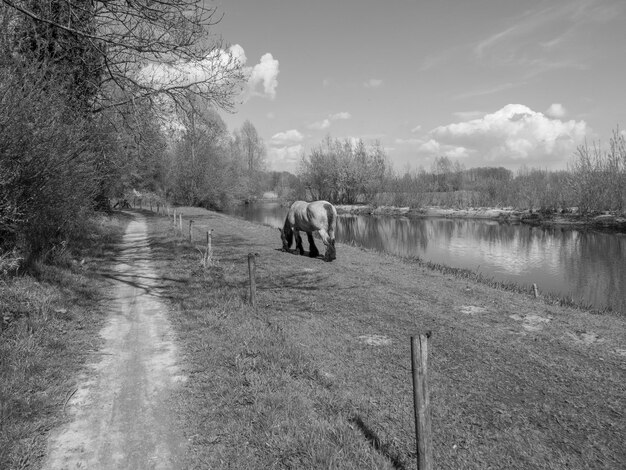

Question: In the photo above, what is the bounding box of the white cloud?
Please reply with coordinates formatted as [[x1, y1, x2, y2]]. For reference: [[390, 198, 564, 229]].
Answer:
[[308, 119, 331, 130], [330, 112, 351, 120], [426, 104, 588, 168], [247, 52, 279, 100], [270, 129, 304, 146], [142, 44, 280, 102], [140, 44, 245, 90], [411, 125, 422, 133], [546, 103, 567, 118], [364, 78, 383, 88], [228, 44, 247, 65], [308, 112, 351, 130], [267, 144, 303, 172]]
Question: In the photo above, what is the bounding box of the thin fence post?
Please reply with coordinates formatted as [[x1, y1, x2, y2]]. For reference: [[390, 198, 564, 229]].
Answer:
[[532, 283, 539, 298], [206, 230, 214, 265], [248, 253, 258, 312], [150, 200, 152, 211], [411, 333, 433, 470], [189, 220, 193, 242], [179, 214, 183, 233]]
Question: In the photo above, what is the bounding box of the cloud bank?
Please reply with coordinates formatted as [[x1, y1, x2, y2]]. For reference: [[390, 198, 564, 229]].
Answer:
[[140, 44, 279, 102], [406, 104, 588, 169]]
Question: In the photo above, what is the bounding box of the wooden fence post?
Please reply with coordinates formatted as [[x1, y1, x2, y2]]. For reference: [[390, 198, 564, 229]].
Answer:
[[179, 214, 183, 232], [189, 220, 193, 242], [248, 253, 258, 312], [532, 283, 539, 298], [411, 333, 433, 470], [206, 230, 214, 265]]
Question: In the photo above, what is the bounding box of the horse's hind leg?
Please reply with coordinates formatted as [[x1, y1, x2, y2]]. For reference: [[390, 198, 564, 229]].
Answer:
[[295, 231, 305, 255], [307, 232, 319, 258]]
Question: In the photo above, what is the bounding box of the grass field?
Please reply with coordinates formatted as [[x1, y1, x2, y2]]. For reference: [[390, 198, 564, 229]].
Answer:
[[148, 207, 625, 469], [2, 206, 624, 469]]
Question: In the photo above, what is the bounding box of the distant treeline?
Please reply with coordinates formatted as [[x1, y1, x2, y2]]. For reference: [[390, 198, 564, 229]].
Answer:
[[292, 132, 626, 214]]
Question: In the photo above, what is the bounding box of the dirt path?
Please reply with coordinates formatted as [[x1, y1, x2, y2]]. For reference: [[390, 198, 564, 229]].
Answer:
[[42, 213, 186, 470]]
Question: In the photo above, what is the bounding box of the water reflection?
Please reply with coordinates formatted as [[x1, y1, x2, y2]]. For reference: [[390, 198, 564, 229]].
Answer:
[[228, 201, 625, 313]]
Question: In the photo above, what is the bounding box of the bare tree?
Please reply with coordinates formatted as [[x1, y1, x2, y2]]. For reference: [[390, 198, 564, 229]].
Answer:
[[2, 0, 245, 112], [235, 120, 266, 174]]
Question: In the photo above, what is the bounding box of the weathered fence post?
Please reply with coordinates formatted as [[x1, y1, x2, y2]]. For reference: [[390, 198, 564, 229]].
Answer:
[[179, 214, 183, 233], [206, 230, 214, 265], [189, 220, 193, 242], [411, 332, 433, 470], [248, 253, 258, 312], [150, 200, 152, 211], [532, 283, 539, 298]]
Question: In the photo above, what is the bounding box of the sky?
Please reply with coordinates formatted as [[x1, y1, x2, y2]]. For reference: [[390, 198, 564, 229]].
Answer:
[[209, 0, 626, 173]]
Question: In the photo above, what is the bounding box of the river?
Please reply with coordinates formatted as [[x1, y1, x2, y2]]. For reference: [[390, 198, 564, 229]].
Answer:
[[227, 201, 626, 314]]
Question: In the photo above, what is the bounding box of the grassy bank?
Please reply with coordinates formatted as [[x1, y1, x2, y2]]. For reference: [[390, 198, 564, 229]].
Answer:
[[148, 207, 626, 469], [0, 213, 130, 469]]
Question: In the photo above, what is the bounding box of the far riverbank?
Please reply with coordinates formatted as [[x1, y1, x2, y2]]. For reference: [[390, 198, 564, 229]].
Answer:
[[335, 204, 626, 231]]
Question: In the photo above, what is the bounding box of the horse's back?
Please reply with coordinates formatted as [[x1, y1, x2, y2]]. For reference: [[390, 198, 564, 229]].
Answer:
[[288, 200, 335, 232]]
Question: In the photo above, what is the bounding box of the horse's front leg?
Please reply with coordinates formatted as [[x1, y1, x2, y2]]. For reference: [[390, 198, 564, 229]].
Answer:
[[307, 232, 320, 258], [295, 231, 305, 255], [318, 229, 336, 261]]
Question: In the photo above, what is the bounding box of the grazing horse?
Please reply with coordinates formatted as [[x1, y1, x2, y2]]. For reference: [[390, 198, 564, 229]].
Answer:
[[279, 200, 337, 261]]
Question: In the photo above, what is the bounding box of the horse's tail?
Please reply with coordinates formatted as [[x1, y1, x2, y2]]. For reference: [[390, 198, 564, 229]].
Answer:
[[323, 203, 336, 236]]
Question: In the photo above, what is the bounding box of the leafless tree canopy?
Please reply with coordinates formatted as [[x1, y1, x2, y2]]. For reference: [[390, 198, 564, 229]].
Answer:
[[2, 0, 245, 112]]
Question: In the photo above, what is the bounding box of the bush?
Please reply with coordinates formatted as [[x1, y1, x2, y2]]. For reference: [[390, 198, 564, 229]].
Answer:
[[0, 61, 99, 261]]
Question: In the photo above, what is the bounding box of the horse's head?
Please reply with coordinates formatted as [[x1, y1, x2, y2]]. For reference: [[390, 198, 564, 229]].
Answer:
[[279, 227, 292, 251], [324, 239, 336, 261]]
